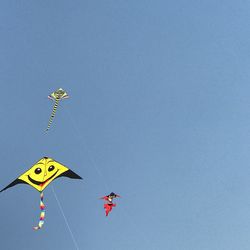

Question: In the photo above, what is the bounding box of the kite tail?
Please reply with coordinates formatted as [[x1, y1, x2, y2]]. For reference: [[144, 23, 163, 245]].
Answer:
[[104, 203, 116, 216], [33, 192, 45, 230], [46, 98, 59, 131]]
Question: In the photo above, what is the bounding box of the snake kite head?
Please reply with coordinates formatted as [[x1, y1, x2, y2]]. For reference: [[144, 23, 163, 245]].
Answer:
[[48, 88, 69, 100]]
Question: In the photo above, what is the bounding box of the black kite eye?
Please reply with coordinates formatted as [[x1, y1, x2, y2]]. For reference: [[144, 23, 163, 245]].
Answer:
[[48, 165, 55, 172], [34, 168, 42, 174]]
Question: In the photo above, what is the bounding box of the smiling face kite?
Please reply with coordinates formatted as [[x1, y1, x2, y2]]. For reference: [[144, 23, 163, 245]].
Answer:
[[0, 157, 82, 192], [0, 157, 82, 230]]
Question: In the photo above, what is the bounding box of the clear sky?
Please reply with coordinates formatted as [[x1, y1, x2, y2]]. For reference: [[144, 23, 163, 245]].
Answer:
[[0, 0, 250, 249]]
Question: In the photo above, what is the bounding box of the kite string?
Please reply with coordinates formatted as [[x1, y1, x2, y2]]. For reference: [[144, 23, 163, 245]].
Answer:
[[51, 185, 80, 250], [64, 107, 109, 193]]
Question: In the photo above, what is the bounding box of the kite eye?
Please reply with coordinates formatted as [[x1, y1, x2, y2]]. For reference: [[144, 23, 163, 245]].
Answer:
[[34, 168, 42, 175], [48, 165, 55, 172]]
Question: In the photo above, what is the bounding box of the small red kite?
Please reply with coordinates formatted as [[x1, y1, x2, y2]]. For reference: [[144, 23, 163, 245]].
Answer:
[[100, 192, 120, 216]]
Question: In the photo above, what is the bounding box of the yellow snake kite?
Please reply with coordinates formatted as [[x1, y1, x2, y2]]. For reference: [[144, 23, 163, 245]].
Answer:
[[46, 88, 69, 131]]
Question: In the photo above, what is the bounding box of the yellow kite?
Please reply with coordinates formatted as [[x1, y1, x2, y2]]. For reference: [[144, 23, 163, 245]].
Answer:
[[0, 157, 82, 230], [46, 88, 69, 131]]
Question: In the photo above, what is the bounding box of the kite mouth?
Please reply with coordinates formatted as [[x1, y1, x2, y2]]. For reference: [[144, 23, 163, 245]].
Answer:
[[28, 170, 59, 187]]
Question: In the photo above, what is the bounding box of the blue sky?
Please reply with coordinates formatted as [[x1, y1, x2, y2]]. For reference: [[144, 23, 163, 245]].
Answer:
[[0, 0, 250, 249]]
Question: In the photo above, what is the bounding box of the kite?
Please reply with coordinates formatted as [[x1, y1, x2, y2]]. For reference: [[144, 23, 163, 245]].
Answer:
[[46, 88, 69, 131], [100, 192, 120, 216], [0, 157, 82, 230]]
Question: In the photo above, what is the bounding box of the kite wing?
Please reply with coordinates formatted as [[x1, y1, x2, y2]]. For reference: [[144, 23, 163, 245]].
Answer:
[[100, 196, 109, 200]]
